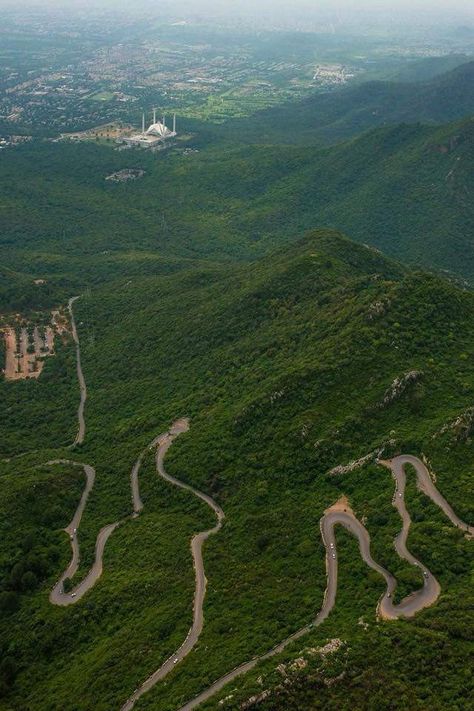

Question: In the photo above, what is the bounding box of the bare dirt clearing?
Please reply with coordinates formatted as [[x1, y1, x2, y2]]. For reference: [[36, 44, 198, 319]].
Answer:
[[2, 308, 69, 381]]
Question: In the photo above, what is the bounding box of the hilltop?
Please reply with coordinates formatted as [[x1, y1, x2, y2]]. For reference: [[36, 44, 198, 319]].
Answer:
[[1, 230, 473, 710]]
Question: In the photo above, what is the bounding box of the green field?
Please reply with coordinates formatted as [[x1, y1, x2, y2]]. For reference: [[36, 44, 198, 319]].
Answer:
[[88, 91, 116, 102]]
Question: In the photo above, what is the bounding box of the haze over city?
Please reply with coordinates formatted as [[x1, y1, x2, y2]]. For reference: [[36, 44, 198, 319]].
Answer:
[[3, 0, 474, 26]]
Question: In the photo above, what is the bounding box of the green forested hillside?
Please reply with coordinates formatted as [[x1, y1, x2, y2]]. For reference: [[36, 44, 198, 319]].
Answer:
[[1, 114, 473, 294], [1, 53, 474, 711], [1, 231, 473, 710], [229, 118, 474, 281], [388, 54, 472, 83]]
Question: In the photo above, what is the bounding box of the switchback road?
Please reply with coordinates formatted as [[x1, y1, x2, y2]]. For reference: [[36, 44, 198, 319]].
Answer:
[[121, 418, 225, 711], [176, 456, 473, 711]]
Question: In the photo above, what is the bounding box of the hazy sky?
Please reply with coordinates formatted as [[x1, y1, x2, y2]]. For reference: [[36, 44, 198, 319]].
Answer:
[[2, 0, 474, 27], [4, 0, 473, 11]]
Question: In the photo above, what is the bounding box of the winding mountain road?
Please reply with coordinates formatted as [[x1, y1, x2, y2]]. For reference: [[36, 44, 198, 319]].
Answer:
[[121, 418, 225, 711], [49, 299, 205, 609], [14, 295, 473, 710], [48, 457, 119, 606], [48, 425, 192, 606], [46, 298, 122, 605], [175, 456, 473, 711]]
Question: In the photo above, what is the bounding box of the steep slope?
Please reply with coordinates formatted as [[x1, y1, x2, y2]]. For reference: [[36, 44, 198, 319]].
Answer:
[[388, 54, 473, 83], [1, 231, 473, 711], [232, 117, 474, 281]]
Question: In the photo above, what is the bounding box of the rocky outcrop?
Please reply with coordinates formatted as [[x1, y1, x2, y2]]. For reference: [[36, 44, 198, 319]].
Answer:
[[328, 442, 395, 476], [239, 691, 271, 709], [434, 407, 474, 442], [366, 298, 390, 320], [306, 638, 344, 657], [380, 371, 423, 407], [237, 639, 345, 709]]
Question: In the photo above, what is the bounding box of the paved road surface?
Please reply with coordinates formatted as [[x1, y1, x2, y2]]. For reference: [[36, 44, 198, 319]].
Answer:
[[121, 418, 225, 711], [130, 433, 163, 515], [48, 426, 190, 606], [176, 455, 473, 711], [46, 459, 120, 606], [68, 297, 86, 446]]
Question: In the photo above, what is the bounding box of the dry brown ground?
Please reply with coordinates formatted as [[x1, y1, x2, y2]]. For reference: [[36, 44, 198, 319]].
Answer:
[[2, 312, 63, 381]]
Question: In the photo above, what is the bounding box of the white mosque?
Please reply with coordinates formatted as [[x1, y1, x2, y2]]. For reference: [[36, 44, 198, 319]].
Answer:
[[122, 110, 177, 149]]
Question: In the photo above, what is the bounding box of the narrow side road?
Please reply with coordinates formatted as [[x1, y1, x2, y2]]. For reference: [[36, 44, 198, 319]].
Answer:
[[2, 296, 85, 462], [131, 433, 163, 515]]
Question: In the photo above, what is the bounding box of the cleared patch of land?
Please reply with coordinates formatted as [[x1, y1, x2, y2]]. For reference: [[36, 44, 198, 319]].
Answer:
[[60, 122, 134, 142], [106, 168, 146, 183], [2, 308, 69, 381], [3, 326, 54, 380]]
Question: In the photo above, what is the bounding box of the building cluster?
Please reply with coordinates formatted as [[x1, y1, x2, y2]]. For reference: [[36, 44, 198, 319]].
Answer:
[[312, 64, 356, 86], [0, 134, 32, 150], [121, 110, 177, 149]]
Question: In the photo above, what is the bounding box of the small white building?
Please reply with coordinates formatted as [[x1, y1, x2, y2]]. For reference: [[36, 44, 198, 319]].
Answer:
[[122, 110, 177, 149]]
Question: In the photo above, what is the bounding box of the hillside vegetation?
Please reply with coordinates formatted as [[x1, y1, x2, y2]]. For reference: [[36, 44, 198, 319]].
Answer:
[[1, 57, 473, 711], [1, 115, 473, 293], [1, 231, 473, 710], [219, 60, 474, 146]]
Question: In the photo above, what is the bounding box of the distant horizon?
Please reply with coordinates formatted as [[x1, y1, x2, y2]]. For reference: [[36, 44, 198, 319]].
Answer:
[[2, 0, 474, 27]]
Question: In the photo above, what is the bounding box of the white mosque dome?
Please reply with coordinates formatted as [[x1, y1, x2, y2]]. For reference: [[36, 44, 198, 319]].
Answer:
[[146, 121, 171, 137]]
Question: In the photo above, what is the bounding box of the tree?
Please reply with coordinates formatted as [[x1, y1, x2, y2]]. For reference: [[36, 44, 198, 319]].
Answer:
[[0, 591, 19, 614], [21, 571, 38, 592]]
